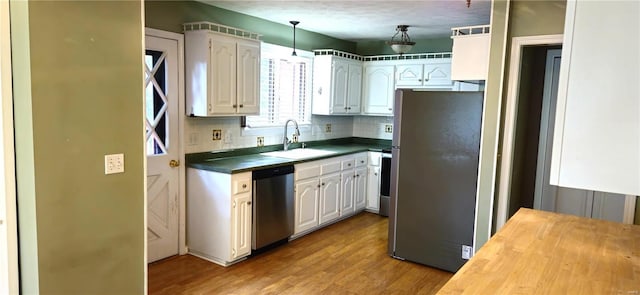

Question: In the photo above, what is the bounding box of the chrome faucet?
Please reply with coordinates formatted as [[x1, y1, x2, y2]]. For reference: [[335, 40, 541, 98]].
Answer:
[[283, 119, 300, 151]]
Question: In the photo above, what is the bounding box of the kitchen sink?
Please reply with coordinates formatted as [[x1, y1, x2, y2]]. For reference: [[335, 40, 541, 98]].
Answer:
[[261, 148, 337, 160]]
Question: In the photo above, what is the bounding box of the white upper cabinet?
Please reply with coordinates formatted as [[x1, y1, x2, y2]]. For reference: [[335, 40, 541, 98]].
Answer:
[[450, 25, 490, 81], [551, 1, 639, 196], [362, 64, 395, 115], [236, 41, 260, 114], [395, 59, 454, 89], [312, 53, 363, 115], [184, 24, 260, 116]]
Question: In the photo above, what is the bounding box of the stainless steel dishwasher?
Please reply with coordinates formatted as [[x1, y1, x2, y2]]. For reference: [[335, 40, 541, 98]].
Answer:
[[252, 165, 295, 250]]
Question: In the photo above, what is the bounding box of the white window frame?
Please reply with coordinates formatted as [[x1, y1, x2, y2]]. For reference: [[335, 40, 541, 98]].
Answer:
[[242, 43, 314, 136]]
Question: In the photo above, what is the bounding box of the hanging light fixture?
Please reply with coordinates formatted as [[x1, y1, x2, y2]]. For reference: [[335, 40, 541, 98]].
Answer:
[[290, 20, 300, 56], [387, 25, 416, 55]]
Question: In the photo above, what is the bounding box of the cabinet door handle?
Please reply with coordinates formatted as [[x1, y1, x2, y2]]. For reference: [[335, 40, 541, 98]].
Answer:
[[242, 184, 247, 189], [360, 160, 365, 164], [348, 163, 351, 167], [322, 183, 325, 186], [233, 104, 237, 108], [239, 104, 244, 108], [317, 184, 321, 188], [247, 201, 252, 205], [353, 175, 357, 178], [374, 173, 378, 176], [388, 108, 392, 111]]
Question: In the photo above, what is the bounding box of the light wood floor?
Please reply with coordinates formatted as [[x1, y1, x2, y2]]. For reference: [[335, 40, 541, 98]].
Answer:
[[149, 212, 453, 294]]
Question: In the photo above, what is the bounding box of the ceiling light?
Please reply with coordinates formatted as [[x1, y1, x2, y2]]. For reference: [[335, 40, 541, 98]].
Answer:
[[387, 25, 416, 55], [290, 20, 300, 56]]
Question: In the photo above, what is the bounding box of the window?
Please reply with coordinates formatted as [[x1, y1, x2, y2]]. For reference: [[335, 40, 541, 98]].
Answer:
[[245, 43, 313, 128]]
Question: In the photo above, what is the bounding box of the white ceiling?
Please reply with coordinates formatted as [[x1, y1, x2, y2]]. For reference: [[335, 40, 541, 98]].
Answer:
[[198, 0, 492, 41]]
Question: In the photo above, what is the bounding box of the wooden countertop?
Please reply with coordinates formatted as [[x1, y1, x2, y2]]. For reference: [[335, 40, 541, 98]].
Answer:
[[437, 208, 640, 294]]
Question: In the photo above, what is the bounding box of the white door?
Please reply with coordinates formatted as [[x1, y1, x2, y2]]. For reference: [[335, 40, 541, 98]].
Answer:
[[319, 173, 341, 224], [363, 65, 395, 115], [395, 64, 424, 87], [231, 193, 252, 259], [366, 166, 381, 211], [209, 35, 237, 114], [145, 34, 180, 262], [236, 41, 260, 114], [294, 178, 320, 234], [331, 61, 348, 114], [346, 64, 362, 113], [534, 49, 626, 222], [341, 171, 354, 215], [423, 62, 453, 87], [354, 167, 367, 210]]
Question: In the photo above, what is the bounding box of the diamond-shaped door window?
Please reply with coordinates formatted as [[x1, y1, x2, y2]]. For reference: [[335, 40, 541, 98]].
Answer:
[[145, 50, 169, 156]]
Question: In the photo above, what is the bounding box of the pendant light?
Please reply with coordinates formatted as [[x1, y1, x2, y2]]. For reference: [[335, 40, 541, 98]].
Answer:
[[387, 25, 416, 55], [290, 21, 300, 56]]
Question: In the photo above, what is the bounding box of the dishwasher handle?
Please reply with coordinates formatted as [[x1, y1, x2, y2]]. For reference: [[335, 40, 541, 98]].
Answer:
[[252, 165, 295, 180]]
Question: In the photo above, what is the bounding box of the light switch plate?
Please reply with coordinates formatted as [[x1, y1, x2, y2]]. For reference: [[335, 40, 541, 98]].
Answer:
[[384, 124, 393, 133], [257, 136, 264, 147], [105, 153, 124, 174]]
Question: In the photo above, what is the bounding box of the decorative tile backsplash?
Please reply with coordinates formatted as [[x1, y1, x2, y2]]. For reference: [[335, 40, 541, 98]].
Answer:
[[352, 116, 394, 140], [184, 115, 394, 153]]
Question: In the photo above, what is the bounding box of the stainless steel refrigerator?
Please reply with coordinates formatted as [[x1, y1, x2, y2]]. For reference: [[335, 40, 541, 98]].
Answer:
[[388, 89, 483, 273]]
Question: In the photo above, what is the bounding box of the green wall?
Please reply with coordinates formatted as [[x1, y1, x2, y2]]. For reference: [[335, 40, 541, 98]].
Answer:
[[476, 0, 566, 246], [145, 0, 356, 52], [12, 1, 145, 293], [355, 37, 453, 56]]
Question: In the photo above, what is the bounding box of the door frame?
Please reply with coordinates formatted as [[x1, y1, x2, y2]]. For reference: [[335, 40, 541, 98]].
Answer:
[[144, 28, 187, 257], [495, 35, 563, 231], [0, 0, 19, 293], [495, 34, 637, 230]]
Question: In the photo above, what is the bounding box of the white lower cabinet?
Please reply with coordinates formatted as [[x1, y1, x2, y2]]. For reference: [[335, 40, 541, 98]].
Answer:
[[294, 178, 320, 234], [354, 167, 367, 211], [341, 169, 355, 214], [366, 152, 382, 213], [186, 169, 252, 266], [319, 173, 341, 225], [293, 152, 369, 238], [231, 192, 252, 260]]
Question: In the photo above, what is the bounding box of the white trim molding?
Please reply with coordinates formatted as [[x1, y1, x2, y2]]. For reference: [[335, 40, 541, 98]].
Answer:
[[495, 34, 563, 231], [1, 0, 19, 293], [623, 195, 637, 224]]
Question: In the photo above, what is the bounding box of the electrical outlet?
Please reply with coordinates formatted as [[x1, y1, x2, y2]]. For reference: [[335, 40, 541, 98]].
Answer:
[[292, 134, 299, 143], [385, 124, 393, 133], [325, 124, 332, 133], [104, 153, 124, 174], [212, 129, 222, 140], [461, 245, 473, 260], [257, 136, 264, 147]]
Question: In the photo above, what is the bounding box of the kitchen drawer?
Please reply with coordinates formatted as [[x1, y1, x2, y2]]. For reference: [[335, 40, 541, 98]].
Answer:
[[295, 164, 321, 180], [233, 178, 251, 195], [341, 158, 356, 170], [355, 154, 368, 167], [321, 160, 342, 175]]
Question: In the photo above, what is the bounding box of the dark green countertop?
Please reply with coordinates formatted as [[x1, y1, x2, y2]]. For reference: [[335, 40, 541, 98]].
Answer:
[[187, 138, 391, 174]]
